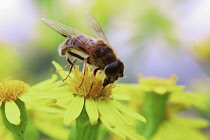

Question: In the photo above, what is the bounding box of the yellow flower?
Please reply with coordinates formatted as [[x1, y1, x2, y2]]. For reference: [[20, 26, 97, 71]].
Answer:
[[0, 78, 29, 103], [128, 75, 208, 139], [66, 66, 114, 101], [0, 78, 29, 125], [52, 61, 146, 140], [151, 116, 208, 140], [138, 74, 184, 95], [0, 75, 63, 126]]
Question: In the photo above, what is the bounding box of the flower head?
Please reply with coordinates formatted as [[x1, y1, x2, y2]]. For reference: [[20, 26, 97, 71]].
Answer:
[[128, 75, 208, 139], [0, 78, 30, 125], [138, 74, 184, 95], [0, 75, 63, 126], [0, 78, 29, 103], [52, 61, 146, 140], [150, 115, 208, 140], [66, 66, 114, 101]]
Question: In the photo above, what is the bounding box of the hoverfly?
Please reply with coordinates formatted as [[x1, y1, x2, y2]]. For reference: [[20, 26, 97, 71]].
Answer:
[[41, 12, 124, 87]]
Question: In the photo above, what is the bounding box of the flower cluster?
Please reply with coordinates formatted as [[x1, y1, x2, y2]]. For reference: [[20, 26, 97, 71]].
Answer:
[[1, 60, 208, 140], [52, 61, 146, 140], [0, 78, 30, 125], [66, 66, 114, 101], [130, 75, 208, 140], [138, 74, 184, 95]]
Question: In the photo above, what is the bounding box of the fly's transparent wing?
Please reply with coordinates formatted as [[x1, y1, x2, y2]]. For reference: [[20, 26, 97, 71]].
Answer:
[[41, 18, 84, 38], [42, 18, 96, 55], [84, 12, 107, 42]]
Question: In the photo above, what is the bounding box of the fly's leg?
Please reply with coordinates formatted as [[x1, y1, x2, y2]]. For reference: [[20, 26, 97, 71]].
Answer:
[[78, 61, 87, 88], [62, 58, 77, 81], [67, 51, 88, 88], [86, 67, 100, 99], [61, 51, 77, 81], [57, 58, 76, 72]]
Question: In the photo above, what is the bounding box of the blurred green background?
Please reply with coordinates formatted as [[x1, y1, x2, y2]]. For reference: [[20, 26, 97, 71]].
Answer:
[[1, 0, 210, 86], [1, 0, 210, 139]]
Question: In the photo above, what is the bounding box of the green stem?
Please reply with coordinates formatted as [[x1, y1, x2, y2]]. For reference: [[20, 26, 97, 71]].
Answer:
[[75, 106, 100, 140], [13, 133, 24, 140], [138, 92, 168, 139]]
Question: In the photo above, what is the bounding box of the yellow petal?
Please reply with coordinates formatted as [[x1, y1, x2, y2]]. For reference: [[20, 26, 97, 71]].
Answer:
[[96, 101, 117, 127], [106, 101, 129, 125], [31, 80, 64, 93], [19, 96, 57, 105], [154, 87, 167, 95], [173, 116, 208, 129], [24, 88, 71, 99], [52, 61, 69, 79], [56, 95, 74, 108], [85, 99, 99, 125], [112, 101, 146, 123], [64, 96, 84, 125], [118, 127, 146, 140], [31, 74, 58, 90], [100, 116, 126, 140], [5, 100, 21, 125]]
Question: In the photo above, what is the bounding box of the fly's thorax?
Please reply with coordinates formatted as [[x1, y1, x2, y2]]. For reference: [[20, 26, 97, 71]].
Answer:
[[93, 41, 117, 67]]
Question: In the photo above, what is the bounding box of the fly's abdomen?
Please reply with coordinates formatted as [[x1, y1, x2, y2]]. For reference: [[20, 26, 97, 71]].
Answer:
[[58, 40, 68, 56], [58, 35, 94, 56]]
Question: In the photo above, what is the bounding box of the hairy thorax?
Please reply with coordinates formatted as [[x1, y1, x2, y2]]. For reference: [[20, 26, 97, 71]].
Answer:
[[88, 41, 117, 69]]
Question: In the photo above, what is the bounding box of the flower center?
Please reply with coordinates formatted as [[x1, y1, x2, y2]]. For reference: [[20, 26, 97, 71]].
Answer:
[[67, 66, 114, 101], [0, 78, 30, 102]]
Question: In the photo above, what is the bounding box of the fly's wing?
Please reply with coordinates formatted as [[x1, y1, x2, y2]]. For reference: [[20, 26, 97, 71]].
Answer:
[[41, 18, 83, 38], [41, 18, 96, 55], [84, 12, 108, 42]]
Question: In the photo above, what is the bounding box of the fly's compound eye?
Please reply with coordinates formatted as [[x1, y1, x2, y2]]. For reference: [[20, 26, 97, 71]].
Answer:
[[118, 72, 124, 77], [104, 61, 124, 77]]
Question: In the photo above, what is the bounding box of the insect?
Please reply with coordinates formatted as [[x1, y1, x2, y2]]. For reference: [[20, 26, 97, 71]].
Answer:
[[41, 12, 124, 87]]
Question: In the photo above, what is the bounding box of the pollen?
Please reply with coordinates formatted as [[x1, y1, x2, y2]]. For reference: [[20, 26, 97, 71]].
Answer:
[[67, 66, 114, 102], [0, 78, 30, 102]]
